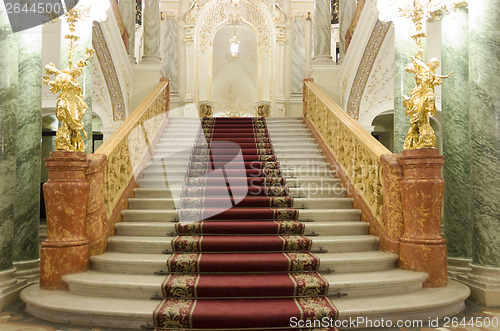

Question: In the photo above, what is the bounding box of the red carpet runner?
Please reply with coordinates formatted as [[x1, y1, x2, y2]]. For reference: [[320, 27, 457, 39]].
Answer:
[[152, 118, 338, 331]]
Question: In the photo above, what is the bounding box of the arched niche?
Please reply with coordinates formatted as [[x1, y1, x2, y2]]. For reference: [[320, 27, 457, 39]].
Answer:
[[212, 24, 258, 116], [192, 0, 275, 114]]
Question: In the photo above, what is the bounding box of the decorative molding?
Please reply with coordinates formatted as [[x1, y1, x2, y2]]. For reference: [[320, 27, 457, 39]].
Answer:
[[346, 20, 391, 119], [291, 11, 312, 22], [92, 57, 112, 112], [360, 44, 394, 120], [275, 24, 287, 44], [110, 0, 129, 52], [271, 2, 286, 23], [161, 11, 179, 21], [92, 22, 126, 122], [196, 0, 273, 54], [344, 0, 366, 51]]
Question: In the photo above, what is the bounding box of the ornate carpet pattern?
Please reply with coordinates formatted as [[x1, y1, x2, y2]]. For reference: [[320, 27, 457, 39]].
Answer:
[[152, 118, 338, 331]]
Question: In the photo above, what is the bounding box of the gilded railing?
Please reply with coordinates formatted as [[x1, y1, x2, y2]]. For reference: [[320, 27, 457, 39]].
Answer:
[[303, 80, 390, 228], [96, 79, 170, 217]]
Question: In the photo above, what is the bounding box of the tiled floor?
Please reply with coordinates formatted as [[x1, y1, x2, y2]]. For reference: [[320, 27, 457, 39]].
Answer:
[[1, 298, 499, 331]]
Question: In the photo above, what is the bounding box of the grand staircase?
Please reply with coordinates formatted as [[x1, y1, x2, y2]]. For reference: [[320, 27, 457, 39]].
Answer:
[[22, 116, 469, 329]]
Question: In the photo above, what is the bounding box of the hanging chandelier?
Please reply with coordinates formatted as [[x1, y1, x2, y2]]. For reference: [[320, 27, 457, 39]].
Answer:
[[230, 23, 239, 57]]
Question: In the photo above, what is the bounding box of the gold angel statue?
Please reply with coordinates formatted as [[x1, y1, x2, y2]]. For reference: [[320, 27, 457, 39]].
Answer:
[[399, 0, 452, 149], [43, 49, 94, 152], [43, 6, 93, 152], [403, 56, 452, 149]]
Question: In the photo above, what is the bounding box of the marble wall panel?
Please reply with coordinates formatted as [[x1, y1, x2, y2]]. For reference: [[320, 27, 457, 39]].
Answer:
[[14, 26, 42, 262], [162, 17, 178, 92], [393, 27, 416, 154], [441, 8, 472, 259], [292, 18, 306, 94], [469, 0, 500, 268], [313, 0, 332, 58], [0, 4, 18, 271]]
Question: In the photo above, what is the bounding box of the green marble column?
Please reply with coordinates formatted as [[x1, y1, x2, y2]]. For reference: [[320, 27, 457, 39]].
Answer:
[[393, 25, 417, 154], [468, 0, 500, 268], [0, 2, 18, 272], [14, 26, 42, 266], [60, 20, 93, 153], [441, 7, 471, 259]]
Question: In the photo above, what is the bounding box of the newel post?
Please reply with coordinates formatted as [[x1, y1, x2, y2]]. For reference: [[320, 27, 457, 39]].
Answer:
[[380, 154, 404, 256], [399, 148, 447, 287], [86, 154, 107, 256], [40, 151, 90, 290], [302, 78, 314, 118]]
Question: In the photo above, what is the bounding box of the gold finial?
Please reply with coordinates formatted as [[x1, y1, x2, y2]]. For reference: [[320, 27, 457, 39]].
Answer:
[[399, 0, 452, 149], [43, 6, 94, 152]]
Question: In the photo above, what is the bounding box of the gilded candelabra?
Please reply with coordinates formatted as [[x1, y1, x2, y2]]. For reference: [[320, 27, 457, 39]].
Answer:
[[43, 6, 94, 152], [399, 0, 452, 149]]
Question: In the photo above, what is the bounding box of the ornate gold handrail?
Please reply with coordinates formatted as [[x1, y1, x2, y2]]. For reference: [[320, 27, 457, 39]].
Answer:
[[304, 80, 390, 227], [96, 78, 170, 217]]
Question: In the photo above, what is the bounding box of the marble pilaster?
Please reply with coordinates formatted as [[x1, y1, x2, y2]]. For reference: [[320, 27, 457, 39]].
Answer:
[[393, 26, 416, 154], [441, 7, 471, 260], [118, 0, 136, 63], [14, 26, 42, 280], [0, 0, 18, 273], [304, 14, 312, 71], [162, 17, 178, 92], [313, 0, 333, 63], [141, 0, 161, 64], [468, 0, 500, 268], [183, 24, 195, 103], [338, 0, 356, 60], [0, 3, 27, 309], [60, 19, 93, 153], [292, 18, 306, 94]]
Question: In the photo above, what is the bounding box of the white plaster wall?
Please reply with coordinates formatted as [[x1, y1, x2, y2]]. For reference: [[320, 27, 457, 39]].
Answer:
[[339, 0, 378, 109], [100, 9, 134, 115], [212, 25, 258, 116], [41, 20, 61, 116], [358, 26, 395, 129]]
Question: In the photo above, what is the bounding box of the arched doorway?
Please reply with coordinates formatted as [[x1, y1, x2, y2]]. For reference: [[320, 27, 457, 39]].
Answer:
[[212, 24, 258, 116]]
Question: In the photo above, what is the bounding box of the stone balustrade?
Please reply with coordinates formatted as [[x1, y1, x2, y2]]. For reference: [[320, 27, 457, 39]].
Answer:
[[41, 79, 170, 290], [303, 79, 447, 287]]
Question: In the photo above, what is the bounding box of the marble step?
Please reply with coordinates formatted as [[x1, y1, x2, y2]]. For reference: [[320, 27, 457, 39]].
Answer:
[[21, 281, 470, 329], [161, 127, 311, 135], [150, 148, 323, 157], [265, 118, 302, 122], [334, 281, 469, 323], [137, 177, 341, 188], [272, 147, 323, 153], [115, 221, 368, 237], [163, 124, 200, 130], [157, 136, 318, 143], [132, 187, 347, 199], [138, 167, 337, 178], [62, 269, 427, 300], [22, 285, 155, 329], [90, 251, 398, 275], [106, 235, 379, 254], [127, 197, 353, 210], [262, 129, 312, 134], [149, 154, 325, 162], [144, 160, 332, 169], [160, 131, 312, 139], [156, 135, 317, 143], [121, 209, 360, 223]]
